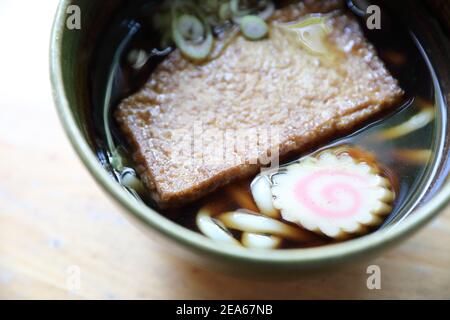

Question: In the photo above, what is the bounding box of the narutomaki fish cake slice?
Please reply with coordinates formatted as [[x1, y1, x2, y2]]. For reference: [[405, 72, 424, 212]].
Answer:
[[271, 150, 395, 239]]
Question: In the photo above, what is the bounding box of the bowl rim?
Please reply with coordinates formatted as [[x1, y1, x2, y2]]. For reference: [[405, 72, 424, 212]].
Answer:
[[50, 0, 450, 267]]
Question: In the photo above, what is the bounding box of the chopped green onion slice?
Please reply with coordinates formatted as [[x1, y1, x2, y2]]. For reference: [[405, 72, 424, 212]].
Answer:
[[177, 14, 205, 42], [172, 10, 213, 60], [240, 15, 268, 40]]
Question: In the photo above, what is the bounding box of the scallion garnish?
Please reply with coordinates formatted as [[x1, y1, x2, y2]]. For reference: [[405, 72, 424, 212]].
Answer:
[[240, 15, 268, 40]]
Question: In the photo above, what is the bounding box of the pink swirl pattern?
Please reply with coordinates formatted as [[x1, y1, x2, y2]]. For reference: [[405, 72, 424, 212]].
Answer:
[[293, 169, 368, 219]]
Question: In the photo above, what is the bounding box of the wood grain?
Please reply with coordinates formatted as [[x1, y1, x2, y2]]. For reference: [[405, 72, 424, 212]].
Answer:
[[0, 0, 449, 299]]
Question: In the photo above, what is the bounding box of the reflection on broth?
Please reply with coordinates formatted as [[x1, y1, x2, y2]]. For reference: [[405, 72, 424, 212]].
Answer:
[[89, 0, 446, 249]]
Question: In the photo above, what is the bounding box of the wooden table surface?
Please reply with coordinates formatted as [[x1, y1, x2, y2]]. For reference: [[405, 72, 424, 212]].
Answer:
[[0, 0, 449, 300]]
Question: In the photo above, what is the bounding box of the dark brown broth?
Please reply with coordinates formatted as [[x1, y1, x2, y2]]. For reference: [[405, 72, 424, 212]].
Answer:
[[89, 0, 446, 249]]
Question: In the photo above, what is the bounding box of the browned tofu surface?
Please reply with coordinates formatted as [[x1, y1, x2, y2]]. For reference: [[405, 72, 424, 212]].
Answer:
[[115, 1, 404, 207]]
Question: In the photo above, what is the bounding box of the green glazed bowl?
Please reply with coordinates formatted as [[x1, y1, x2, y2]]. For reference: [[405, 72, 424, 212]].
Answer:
[[50, 0, 450, 275]]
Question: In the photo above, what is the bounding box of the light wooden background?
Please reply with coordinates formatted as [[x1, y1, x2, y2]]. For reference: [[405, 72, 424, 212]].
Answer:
[[0, 0, 449, 299]]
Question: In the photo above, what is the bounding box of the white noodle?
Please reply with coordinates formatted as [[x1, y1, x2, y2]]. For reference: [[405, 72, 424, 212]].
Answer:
[[250, 175, 280, 218], [241, 233, 282, 249], [196, 208, 241, 245], [218, 210, 314, 242]]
